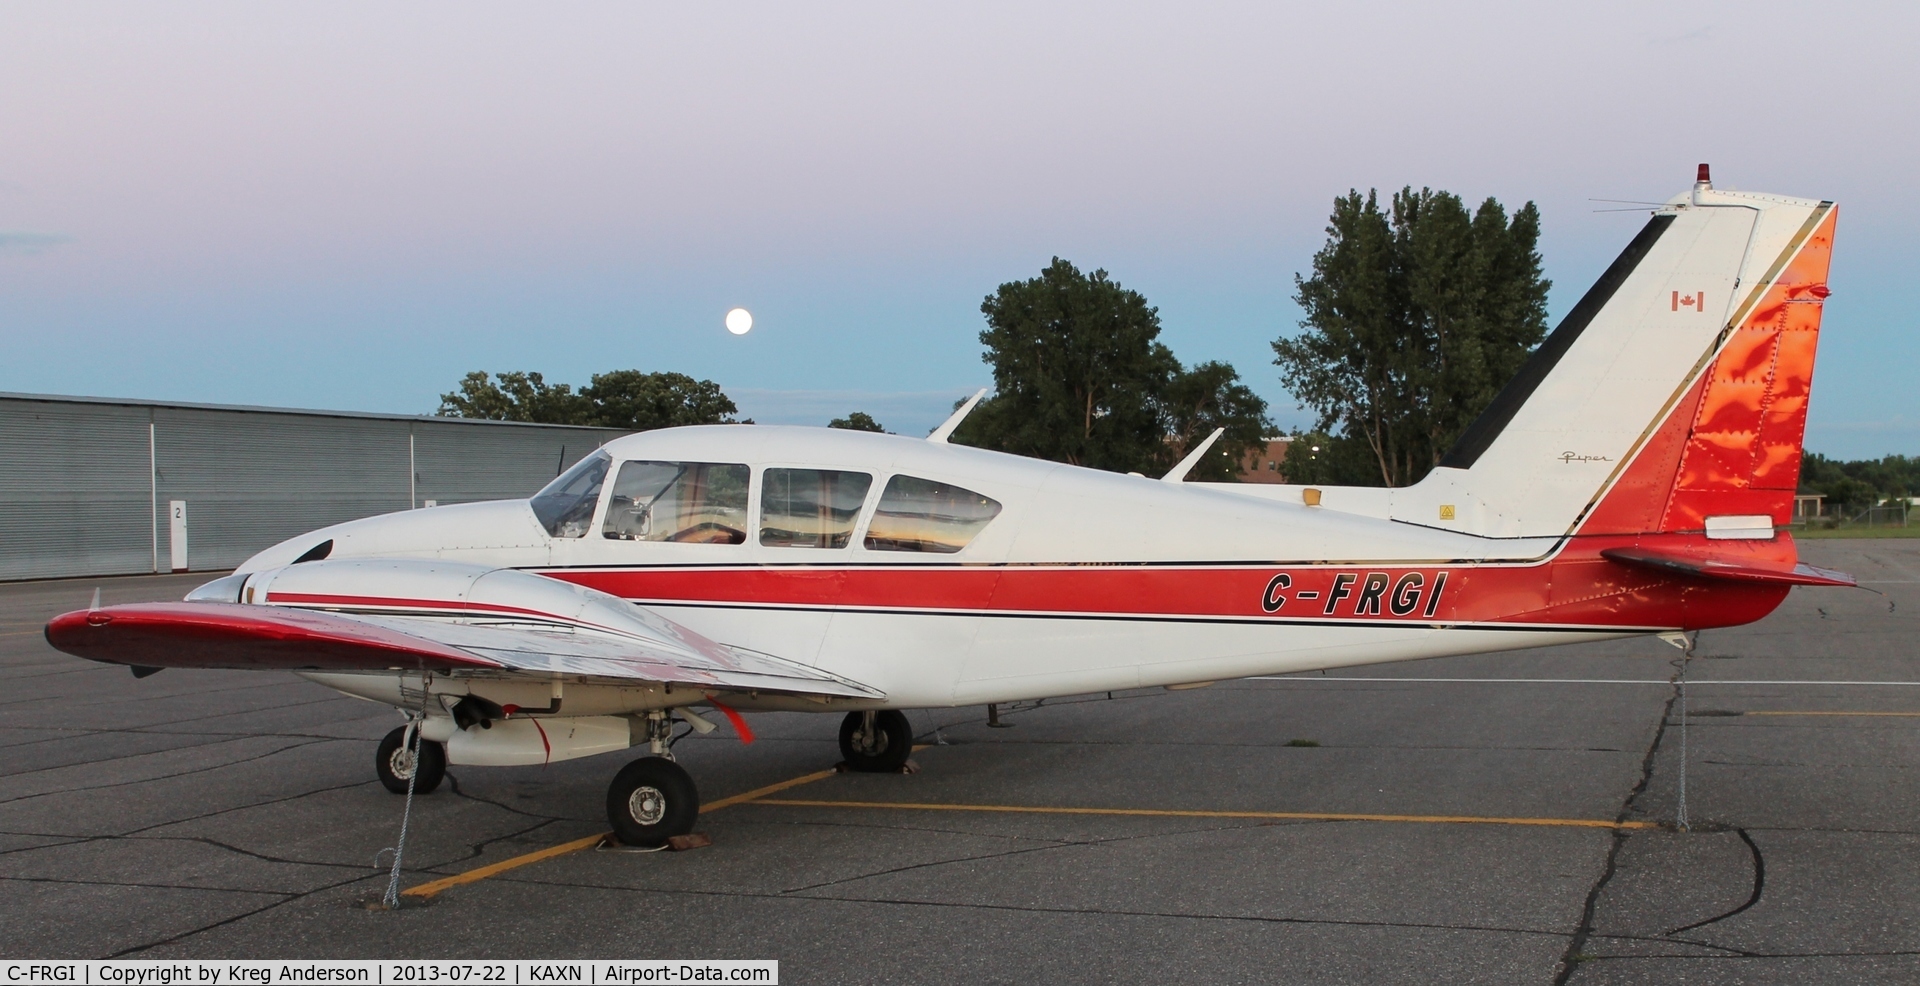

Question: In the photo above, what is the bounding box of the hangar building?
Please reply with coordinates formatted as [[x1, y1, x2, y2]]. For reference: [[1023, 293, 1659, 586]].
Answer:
[[0, 392, 626, 581]]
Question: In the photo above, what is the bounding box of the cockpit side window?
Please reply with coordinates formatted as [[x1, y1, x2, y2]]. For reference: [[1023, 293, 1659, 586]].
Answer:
[[864, 475, 1002, 553], [603, 461, 750, 544], [530, 450, 611, 538], [760, 468, 873, 548]]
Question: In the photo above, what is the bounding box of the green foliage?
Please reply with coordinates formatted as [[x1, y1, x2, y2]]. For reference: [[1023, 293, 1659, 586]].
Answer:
[[1800, 453, 1920, 511], [582, 370, 738, 430], [829, 411, 887, 433], [1278, 431, 1384, 486], [1160, 360, 1273, 481], [957, 257, 1272, 477], [438, 370, 738, 431], [1274, 188, 1549, 487], [438, 371, 590, 424]]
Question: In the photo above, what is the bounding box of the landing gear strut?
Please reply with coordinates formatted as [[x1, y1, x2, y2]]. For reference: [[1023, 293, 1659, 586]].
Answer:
[[839, 710, 913, 772], [375, 725, 446, 794], [606, 710, 700, 847]]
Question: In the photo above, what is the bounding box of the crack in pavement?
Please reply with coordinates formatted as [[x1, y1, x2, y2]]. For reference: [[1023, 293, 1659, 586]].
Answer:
[[1664, 827, 1766, 936], [108, 871, 389, 958], [443, 773, 577, 822], [1572, 947, 1920, 962], [1553, 663, 1682, 986]]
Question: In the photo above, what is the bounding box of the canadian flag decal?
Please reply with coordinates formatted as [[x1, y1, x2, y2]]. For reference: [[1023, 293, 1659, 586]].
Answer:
[[1672, 290, 1705, 312]]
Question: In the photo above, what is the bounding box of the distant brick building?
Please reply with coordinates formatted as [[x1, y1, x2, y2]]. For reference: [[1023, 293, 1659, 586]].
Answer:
[[1237, 436, 1293, 484]]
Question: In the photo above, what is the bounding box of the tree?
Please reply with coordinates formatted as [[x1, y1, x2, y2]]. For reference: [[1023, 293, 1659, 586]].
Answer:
[[1273, 188, 1549, 487], [1800, 452, 1920, 514], [829, 411, 887, 432], [438, 371, 590, 424], [580, 370, 737, 430], [954, 258, 1268, 476], [1159, 361, 1272, 481], [438, 370, 738, 430], [956, 258, 1174, 472]]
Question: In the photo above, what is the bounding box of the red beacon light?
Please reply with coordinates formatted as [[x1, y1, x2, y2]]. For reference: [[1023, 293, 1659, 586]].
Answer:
[[1696, 163, 1712, 185]]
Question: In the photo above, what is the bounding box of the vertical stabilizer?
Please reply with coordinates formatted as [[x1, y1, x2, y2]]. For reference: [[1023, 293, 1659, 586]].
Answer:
[[1390, 170, 1836, 541]]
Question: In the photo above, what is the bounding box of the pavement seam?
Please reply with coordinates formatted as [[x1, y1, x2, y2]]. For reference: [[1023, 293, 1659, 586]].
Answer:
[[774, 815, 1296, 896], [0, 738, 339, 805], [492, 874, 1576, 940], [0, 874, 300, 897], [0, 731, 340, 780], [121, 779, 374, 838]]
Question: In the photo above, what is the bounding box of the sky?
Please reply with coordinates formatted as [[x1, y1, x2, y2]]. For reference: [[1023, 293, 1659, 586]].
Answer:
[[1, 2, 1915, 456]]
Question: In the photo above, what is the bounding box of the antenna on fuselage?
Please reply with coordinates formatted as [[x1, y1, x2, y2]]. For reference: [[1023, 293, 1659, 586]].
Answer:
[[927, 389, 988, 444], [1161, 428, 1226, 483]]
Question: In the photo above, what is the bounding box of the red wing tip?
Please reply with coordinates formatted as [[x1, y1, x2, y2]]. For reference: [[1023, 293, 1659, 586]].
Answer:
[[44, 601, 501, 671]]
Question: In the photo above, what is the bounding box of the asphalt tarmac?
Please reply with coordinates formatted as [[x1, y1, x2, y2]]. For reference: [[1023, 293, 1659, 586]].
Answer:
[[2, 539, 1916, 984]]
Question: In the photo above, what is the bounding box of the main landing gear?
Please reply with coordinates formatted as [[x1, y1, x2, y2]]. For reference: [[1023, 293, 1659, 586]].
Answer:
[[607, 710, 700, 848], [376, 725, 446, 794], [839, 710, 914, 772]]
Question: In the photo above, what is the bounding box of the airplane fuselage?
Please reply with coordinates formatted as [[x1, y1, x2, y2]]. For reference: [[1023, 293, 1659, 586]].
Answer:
[[256, 424, 1787, 712]]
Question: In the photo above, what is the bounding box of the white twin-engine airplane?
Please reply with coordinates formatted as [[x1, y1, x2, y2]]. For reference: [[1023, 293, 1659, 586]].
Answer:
[[48, 167, 1849, 847]]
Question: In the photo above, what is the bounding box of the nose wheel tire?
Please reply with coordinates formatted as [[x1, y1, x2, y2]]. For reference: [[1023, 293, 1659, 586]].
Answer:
[[838, 710, 913, 772], [607, 756, 699, 848], [375, 725, 446, 794]]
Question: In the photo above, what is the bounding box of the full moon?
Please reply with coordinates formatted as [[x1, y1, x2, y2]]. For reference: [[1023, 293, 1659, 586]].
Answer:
[[724, 308, 753, 335]]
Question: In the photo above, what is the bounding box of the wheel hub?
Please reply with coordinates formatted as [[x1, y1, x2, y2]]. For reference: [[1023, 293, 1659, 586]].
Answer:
[[627, 784, 667, 826], [388, 747, 416, 780]]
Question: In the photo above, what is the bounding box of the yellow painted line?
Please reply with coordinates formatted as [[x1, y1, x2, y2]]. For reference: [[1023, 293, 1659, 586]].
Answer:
[[701, 767, 841, 812], [751, 799, 1659, 830], [401, 764, 842, 899], [1743, 710, 1920, 717], [401, 832, 608, 899]]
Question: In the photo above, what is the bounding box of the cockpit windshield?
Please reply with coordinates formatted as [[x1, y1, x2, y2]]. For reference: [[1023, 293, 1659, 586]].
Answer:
[[530, 450, 611, 538]]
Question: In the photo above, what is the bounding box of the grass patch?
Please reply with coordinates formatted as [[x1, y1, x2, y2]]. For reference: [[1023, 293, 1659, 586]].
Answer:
[[1286, 738, 1321, 747], [1793, 525, 1920, 539]]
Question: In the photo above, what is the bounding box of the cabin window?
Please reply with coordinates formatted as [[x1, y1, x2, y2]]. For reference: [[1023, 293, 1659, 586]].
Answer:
[[603, 461, 750, 544], [760, 468, 873, 548], [864, 475, 1003, 553], [530, 450, 611, 538]]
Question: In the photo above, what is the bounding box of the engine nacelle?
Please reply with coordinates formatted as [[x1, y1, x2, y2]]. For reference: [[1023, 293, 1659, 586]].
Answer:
[[441, 715, 633, 766]]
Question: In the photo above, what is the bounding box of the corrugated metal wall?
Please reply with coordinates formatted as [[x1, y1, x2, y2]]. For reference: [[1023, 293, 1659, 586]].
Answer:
[[0, 395, 626, 580]]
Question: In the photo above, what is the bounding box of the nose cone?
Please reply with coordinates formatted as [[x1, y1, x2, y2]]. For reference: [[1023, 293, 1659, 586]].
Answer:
[[235, 499, 551, 573]]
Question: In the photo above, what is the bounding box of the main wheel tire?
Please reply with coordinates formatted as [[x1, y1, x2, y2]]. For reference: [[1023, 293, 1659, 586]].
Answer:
[[375, 725, 446, 794], [607, 757, 699, 848], [838, 710, 914, 772]]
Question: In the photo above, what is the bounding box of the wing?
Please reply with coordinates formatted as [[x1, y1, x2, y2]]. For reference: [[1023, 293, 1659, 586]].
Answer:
[[45, 601, 883, 700]]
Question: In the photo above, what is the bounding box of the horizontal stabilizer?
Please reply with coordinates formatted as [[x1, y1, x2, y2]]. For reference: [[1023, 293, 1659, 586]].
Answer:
[[1600, 548, 1855, 587]]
